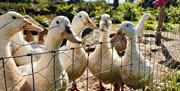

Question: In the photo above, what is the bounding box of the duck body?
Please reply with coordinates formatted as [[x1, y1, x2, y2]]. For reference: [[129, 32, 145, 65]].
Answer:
[[20, 16, 81, 91], [59, 11, 96, 83], [0, 11, 43, 91], [89, 14, 123, 90], [89, 35, 122, 84], [11, 31, 43, 66], [120, 41, 153, 89], [26, 50, 68, 91], [119, 21, 153, 89], [0, 39, 27, 91], [60, 44, 88, 82]]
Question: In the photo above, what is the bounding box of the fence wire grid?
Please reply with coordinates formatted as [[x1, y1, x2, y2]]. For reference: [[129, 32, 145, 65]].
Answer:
[[0, 27, 180, 91], [0, 1, 180, 91]]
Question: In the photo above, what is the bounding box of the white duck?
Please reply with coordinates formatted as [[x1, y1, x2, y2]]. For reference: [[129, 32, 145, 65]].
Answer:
[[19, 16, 82, 91], [136, 13, 152, 42], [114, 21, 153, 90], [0, 11, 43, 91], [110, 13, 152, 55], [89, 14, 123, 91], [11, 15, 43, 66], [59, 11, 96, 90]]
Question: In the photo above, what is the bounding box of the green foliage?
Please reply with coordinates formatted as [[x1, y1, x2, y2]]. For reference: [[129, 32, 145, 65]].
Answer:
[[164, 6, 180, 24], [161, 71, 180, 90], [55, 4, 78, 21], [33, 15, 49, 27], [0, 1, 178, 31], [34, 0, 48, 3], [117, 3, 139, 21], [0, 2, 51, 15]]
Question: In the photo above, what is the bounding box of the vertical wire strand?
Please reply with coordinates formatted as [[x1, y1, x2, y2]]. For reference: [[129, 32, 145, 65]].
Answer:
[[144, 36, 146, 79], [151, 35, 155, 88], [138, 37, 141, 80], [130, 38, 133, 83], [154, 35, 158, 86], [53, 51, 56, 91], [99, 42, 103, 90], [110, 42, 113, 91], [86, 45, 90, 91], [30, 53, 35, 91], [72, 48, 75, 89], [157, 39, 160, 87], [149, 36, 152, 86], [2, 57, 8, 91]]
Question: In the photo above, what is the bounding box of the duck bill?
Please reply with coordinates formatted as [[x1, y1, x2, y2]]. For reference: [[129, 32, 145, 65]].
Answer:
[[23, 18, 44, 32], [84, 19, 97, 29], [24, 15, 42, 27], [63, 25, 82, 44]]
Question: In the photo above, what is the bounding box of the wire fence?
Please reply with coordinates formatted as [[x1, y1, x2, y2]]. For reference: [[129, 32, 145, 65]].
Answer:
[[0, 28, 179, 91], [0, 1, 180, 91]]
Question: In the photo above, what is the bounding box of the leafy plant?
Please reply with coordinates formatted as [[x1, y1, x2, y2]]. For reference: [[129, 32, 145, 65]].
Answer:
[[165, 6, 180, 24], [33, 15, 49, 27], [55, 4, 78, 21]]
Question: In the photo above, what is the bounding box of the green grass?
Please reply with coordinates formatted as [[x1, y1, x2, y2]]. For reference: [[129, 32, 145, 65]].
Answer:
[[160, 71, 180, 90]]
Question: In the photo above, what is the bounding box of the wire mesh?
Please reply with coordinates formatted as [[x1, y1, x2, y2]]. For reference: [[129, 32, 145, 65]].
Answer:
[[0, 1, 180, 91], [0, 29, 179, 90]]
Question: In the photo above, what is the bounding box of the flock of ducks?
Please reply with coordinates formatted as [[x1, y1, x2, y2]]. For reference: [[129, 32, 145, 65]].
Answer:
[[0, 11, 153, 91]]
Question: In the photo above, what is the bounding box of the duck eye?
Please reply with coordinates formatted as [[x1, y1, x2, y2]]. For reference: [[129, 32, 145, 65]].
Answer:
[[56, 21, 59, 24], [126, 24, 129, 27], [79, 15, 81, 18], [12, 16, 16, 19]]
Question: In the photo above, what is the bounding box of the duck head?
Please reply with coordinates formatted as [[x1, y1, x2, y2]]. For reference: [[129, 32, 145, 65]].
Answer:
[[142, 13, 152, 20], [0, 11, 43, 36], [23, 15, 43, 30], [99, 14, 112, 32], [72, 11, 97, 31], [48, 16, 81, 44], [118, 21, 136, 40]]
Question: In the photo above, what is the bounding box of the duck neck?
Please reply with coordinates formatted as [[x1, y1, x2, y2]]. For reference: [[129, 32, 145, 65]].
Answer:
[[73, 27, 83, 38], [0, 39, 11, 58], [34, 32, 63, 83], [12, 31, 30, 51], [68, 21, 84, 47], [13, 31, 28, 44], [96, 31, 111, 50], [124, 37, 139, 57], [44, 32, 62, 50], [71, 18, 85, 38], [99, 31, 110, 43], [0, 37, 23, 83], [136, 16, 147, 30]]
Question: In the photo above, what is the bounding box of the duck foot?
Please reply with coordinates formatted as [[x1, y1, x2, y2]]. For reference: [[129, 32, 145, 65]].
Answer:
[[97, 81, 105, 91], [70, 83, 80, 91]]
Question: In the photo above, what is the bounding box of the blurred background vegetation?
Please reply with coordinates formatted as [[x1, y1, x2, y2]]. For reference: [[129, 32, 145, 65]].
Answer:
[[0, 0, 179, 31]]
